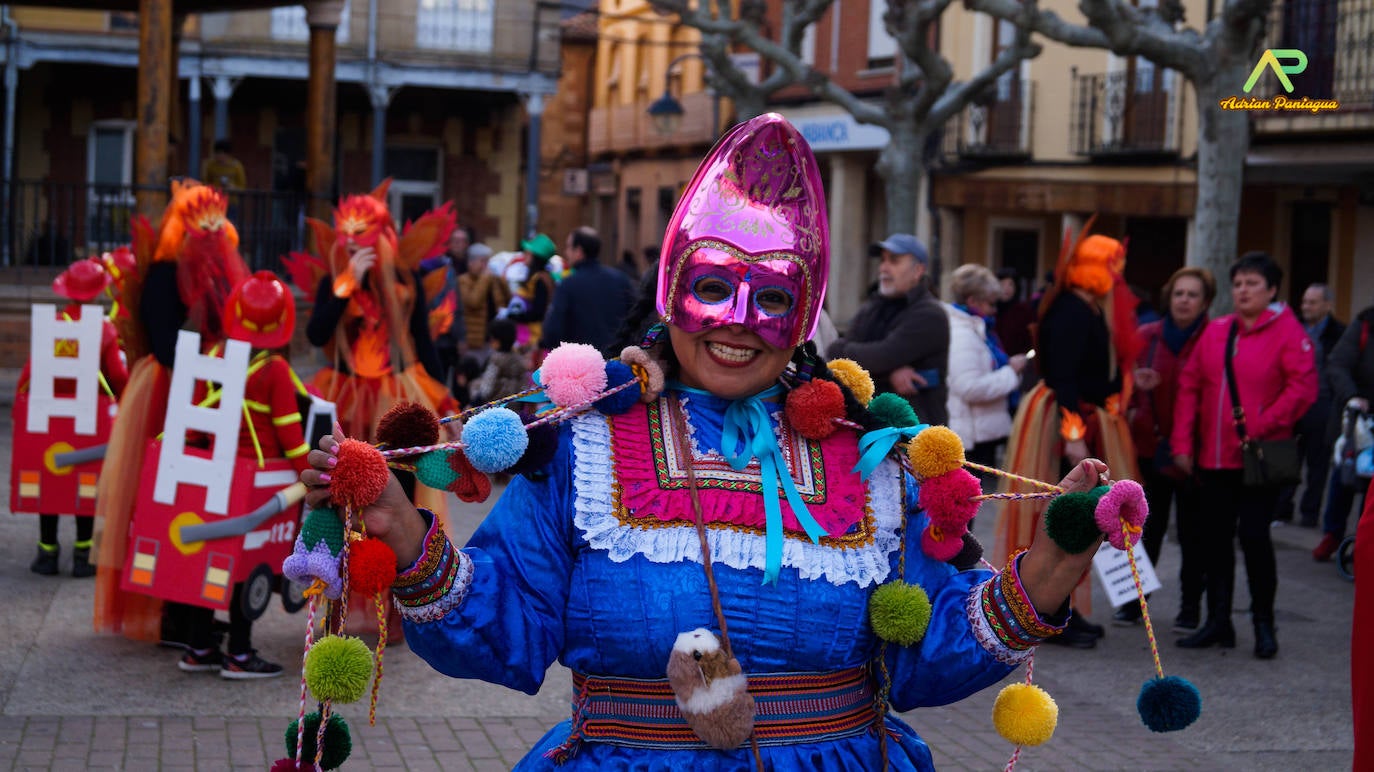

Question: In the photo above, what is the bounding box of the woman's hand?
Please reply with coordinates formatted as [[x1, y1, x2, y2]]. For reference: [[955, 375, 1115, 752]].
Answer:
[[1133, 367, 1161, 391], [1172, 454, 1193, 476], [1016, 458, 1110, 615], [300, 432, 429, 569], [348, 246, 378, 277]]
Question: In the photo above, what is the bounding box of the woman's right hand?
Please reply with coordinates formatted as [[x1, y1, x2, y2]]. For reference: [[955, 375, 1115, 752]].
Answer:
[[1172, 453, 1193, 476], [1133, 367, 1161, 391], [348, 246, 378, 278], [301, 432, 429, 569]]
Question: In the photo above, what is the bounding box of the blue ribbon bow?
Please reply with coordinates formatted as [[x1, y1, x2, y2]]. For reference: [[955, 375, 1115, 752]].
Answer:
[[853, 424, 929, 480]]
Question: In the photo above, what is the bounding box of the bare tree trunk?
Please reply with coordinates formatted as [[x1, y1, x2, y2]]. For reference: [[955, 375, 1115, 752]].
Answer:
[[876, 123, 924, 234], [733, 93, 769, 122], [1189, 67, 1250, 315]]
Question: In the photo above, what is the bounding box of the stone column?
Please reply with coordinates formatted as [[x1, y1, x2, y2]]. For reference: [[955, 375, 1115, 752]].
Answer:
[[826, 154, 870, 331], [135, 0, 172, 217], [306, 0, 345, 220]]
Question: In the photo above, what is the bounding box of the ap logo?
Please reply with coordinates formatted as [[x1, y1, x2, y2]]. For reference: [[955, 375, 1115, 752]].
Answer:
[[1244, 49, 1308, 94]]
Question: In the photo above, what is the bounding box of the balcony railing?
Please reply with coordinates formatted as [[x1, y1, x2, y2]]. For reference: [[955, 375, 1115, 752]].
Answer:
[[1069, 69, 1182, 157], [943, 77, 1034, 160], [1263, 0, 1373, 109], [0, 180, 309, 272], [588, 91, 721, 157]]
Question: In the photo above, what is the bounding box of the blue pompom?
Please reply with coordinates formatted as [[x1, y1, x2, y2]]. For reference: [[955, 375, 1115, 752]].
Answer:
[[1137, 675, 1201, 732], [595, 361, 642, 415], [461, 407, 529, 473]]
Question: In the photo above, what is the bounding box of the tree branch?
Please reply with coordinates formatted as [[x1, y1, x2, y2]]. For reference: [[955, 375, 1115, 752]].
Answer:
[[930, 21, 1041, 126]]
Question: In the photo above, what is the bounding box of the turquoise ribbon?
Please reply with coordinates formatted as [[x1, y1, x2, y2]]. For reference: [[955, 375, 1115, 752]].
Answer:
[[853, 424, 928, 480], [675, 383, 827, 585]]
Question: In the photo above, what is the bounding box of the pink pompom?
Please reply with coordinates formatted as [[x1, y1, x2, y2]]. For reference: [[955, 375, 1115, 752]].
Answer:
[[917, 468, 983, 532], [541, 343, 608, 407], [1095, 478, 1150, 550], [921, 523, 967, 562]]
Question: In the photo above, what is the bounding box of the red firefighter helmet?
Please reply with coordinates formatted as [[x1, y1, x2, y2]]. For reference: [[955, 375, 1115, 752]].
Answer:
[[52, 258, 112, 303], [224, 270, 296, 350]]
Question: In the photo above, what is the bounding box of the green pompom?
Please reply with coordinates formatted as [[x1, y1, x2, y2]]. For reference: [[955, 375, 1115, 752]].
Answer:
[[1045, 491, 1103, 553], [415, 449, 460, 490], [868, 392, 920, 428], [300, 508, 345, 556], [305, 635, 374, 703], [285, 712, 352, 770], [868, 580, 933, 645]]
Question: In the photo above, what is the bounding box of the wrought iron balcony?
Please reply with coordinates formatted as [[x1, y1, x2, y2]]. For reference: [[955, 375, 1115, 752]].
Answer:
[[943, 77, 1034, 160], [1069, 69, 1182, 157], [1262, 0, 1372, 109]]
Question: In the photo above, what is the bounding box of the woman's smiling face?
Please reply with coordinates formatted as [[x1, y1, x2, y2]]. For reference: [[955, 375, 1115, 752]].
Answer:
[[669, 323, 794, 400]]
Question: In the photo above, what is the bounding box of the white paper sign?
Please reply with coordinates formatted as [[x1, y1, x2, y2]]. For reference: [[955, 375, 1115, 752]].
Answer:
[[1092, 541, 1162, 609]]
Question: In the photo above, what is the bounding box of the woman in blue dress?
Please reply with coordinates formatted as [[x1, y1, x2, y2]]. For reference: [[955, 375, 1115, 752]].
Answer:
[[301, 114, 1111, 770]]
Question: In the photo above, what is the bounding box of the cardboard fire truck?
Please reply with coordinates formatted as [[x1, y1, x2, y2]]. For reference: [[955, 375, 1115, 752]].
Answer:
[[9, 304, 116, 517], [120, 331, 333, 619]]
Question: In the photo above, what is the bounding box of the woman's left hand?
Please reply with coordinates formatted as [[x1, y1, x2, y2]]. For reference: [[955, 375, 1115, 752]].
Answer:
[[1016, 458, 1111, 614]]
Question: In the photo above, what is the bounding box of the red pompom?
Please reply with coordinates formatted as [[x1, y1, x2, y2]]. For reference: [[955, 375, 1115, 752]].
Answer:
[[270, 760, 307, 772], [331, 439, 390, 509], [921, 523, 968, 562], [785, 380, 845, 439], [446, 448, 493, 503], [917, 468, 983, 532], [376, 401, 440, 452], [348, 537, 398, 596]]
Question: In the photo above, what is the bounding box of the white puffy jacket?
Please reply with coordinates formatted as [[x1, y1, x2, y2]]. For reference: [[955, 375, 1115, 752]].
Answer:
[[944, 303, 1020, 447]]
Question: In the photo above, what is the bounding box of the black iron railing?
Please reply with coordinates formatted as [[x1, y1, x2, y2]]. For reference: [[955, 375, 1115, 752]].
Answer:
[[944, 77, 1034, 159], [1265, 0, 1373, 107], [0, 180, 310, 272], [1069, 69, 1181, 156]]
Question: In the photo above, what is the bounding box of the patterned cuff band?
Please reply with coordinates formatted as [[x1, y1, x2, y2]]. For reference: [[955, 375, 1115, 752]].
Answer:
[[968, 551, 1069, 665], [391, 508, 474, 622]]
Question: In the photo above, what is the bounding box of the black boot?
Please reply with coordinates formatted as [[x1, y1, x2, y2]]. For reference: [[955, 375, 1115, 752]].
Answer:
[[30, 544, 59, 576], [1253, 619, 1278, 659], [1175, 618, 1236, 648], [71, 547, 95, 578]]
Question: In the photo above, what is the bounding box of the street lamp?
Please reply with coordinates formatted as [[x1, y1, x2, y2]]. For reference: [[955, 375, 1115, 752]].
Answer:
[[648, 52, 718, 138]]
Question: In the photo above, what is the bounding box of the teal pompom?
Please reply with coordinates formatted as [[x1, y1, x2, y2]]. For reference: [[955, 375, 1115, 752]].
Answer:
[[415, 449, 460, 490], [1045, 491, 1104, 554], [868, 392, 919, 428], [461, 407, 530, 473], [305, 635, 374, 703], [868, 580, 933, 645], [300, 508, 345, 557], [285, 712, 352, 770], [1137, 675, 1202, 732]]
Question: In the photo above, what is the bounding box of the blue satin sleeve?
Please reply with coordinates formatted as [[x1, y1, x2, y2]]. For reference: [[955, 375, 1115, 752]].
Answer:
[[402, 428, 578, 695], [884, 476, 1017, 711]]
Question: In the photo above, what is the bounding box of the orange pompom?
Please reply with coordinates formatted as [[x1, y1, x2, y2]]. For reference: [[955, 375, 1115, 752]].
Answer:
[[785, 380, 845, 439], [906, 426, 965, 479], [348, 537, 397, 596], [332, 438, 390, 509]]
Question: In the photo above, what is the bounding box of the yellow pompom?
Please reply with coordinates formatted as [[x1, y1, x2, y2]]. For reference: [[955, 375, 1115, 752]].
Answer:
[[992, 683, 1059, 747], [907, 426, 966, 479], [827, 359, 875, 406]]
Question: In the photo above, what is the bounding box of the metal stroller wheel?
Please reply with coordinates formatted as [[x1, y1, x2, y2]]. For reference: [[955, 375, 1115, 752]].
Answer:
[[1337, 535, 1356, 581]]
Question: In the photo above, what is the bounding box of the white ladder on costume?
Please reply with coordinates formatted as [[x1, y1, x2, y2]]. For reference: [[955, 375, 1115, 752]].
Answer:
[[27, 303, 104, 436]]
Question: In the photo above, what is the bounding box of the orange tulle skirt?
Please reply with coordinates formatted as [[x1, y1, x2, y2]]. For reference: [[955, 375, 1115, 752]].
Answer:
[[992, 382, 1140, 617], [93, 355, 170, 640]]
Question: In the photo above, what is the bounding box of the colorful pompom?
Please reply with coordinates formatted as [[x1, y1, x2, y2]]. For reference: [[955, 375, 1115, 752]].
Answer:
[[508, 417, 560, 477], [299, 507, 345, 556], [906, 426, 965, 479], [785, 379, 845, 439], [1045, 491, 1104, 554], [595, 360, 642, 415], [868, 580, 932, 646], [331, 439, 390, 510], [305, 635, 374, 703], [541, 343, 608, 407], [917, 468, 983, 531], [282, 540, 344, 600], [414, 449, 460, 490], [1137, 675, 1202, 732], [868, 392, 919, 428], [921, 523, 967, 562], [993, 683, 1059, 746], [375, 401, 440, 451], [444, 448, 492, 503], [950, 532, 984, 570], [1095, 479, 1150, 551], [461, 407, 530, 473], [827, 358, 875, 406], [620, 346, 666, 403], [285, 712, 352, 770], [347, 537, 397, 596]]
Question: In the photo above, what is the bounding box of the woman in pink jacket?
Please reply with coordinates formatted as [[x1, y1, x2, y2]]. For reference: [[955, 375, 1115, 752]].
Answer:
[[1171, 252, 1317, 659]]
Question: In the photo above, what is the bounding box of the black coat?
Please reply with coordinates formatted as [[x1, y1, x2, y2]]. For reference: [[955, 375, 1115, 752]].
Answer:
[[538, 261, 636, 352], [1326, 306, 1374, 441]]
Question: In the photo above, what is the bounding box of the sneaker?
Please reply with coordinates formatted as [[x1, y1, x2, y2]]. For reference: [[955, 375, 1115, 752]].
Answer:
[[221, 650, 284, 680], [1313, 533, 1341, 562], [178, 648, 224, 673]]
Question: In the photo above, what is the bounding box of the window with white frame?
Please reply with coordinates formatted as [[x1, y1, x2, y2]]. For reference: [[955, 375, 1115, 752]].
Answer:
[[867, 0, 897, 69], [416, 0, 494, 53], [385, 146, 443, 226], [86, 121, 136, 251], [271, 1, 351, 43]]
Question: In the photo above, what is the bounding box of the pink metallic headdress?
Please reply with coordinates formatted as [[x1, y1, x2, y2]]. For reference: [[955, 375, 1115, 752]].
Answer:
[[655, 114, 830, 351]]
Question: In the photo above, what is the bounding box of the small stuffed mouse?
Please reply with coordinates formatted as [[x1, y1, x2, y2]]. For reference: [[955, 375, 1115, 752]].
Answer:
[[665, 628, 756, 749]]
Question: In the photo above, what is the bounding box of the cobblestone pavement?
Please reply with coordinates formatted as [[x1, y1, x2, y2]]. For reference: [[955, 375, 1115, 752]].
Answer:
[[0, 409, 1356, 770]]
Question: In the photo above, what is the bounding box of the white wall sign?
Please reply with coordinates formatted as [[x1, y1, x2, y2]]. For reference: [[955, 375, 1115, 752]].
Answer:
[[27, 303, 104, 436], [779, 106, 891, 152], [1092, 540, 1162, 609]]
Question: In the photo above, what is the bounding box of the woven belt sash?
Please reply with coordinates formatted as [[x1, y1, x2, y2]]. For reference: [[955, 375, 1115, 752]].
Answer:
[[565, 667, 877, 750]]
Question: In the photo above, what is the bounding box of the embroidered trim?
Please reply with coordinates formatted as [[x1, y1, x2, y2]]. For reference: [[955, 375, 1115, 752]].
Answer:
[[967, 577, 1034, 666], [394, 551, 473, 624], [1001, 551, 1066, 639], [572, 411, 902, 587], [392, 509, 448, 590], [966, 552, 1066, 665]]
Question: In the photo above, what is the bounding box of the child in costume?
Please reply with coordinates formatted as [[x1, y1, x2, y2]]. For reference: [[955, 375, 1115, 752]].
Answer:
[[15, 258, 128, 576], [176, 271, 311, 679], [300, 116, 1118, 770], [469, 318, 527, 404]]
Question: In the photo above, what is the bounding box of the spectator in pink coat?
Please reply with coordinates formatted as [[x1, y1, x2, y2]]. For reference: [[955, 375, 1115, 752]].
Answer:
[[1171, 252, 1317, 660]]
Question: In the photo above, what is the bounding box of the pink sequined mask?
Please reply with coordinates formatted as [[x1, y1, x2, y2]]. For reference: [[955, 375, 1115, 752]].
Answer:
[[656, 114, 829, 351]]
